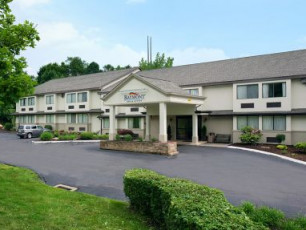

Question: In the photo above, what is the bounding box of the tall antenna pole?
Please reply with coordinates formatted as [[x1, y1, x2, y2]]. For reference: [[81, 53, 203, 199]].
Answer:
[[147, 36, 150, 63], [150, 36, 152, 63]]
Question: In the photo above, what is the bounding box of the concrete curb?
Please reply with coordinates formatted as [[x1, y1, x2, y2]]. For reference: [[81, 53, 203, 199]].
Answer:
[[32, 140, 101, 144], [228, 146, 306, 166]]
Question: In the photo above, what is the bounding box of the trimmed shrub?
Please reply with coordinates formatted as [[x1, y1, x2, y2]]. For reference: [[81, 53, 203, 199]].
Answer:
[[40, 132, 54, 141], [115, 134, 121, 141], [276, 144, 288, 150], [240, 126, 262, 145], [58, 134, 77, 140], [4, 122, 13, 131], [124, 169, 266, 230], [117, 129, 134, 135], [295, 142, 306, 153], [276, 134, 286, 143], [44, 125, 53, 131], [93, 134, 109, 140], [124, 134, 133, 141], [80, 132, 94, 140]]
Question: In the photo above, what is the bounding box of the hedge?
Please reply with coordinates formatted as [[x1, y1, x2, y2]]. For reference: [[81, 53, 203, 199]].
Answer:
[[40, 132, 53, 141], [124, 169, 266, 230]]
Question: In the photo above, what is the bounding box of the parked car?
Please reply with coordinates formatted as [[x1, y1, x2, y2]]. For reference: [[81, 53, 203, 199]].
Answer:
[[17, 125, 50, 139]]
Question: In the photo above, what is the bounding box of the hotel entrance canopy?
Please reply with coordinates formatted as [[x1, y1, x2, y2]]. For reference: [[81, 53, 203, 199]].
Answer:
[[102, 74, 205, 143]]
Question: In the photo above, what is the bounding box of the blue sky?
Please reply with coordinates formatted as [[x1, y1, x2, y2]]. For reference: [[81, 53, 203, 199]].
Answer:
[[11, 0, 306, 75]]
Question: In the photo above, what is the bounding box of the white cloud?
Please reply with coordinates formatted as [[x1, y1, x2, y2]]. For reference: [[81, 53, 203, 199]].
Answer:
[[13, 0, 51, 8], [169, 47, 229, 66], [126, 0, 146, 4]]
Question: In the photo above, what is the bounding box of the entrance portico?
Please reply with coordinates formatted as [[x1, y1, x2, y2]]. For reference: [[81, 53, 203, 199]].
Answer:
[[102, 74, 205, 144]]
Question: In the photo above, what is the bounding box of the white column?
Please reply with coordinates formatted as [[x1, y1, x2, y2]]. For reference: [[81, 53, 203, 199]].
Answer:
[[145, 113, 151, 141], [192, 113, 199, 144], [109, 105, 116, 140], [159, 102, 167, 142]]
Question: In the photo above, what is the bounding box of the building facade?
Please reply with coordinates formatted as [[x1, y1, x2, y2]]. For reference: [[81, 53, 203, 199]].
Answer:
[[15, 50, 306, 145]]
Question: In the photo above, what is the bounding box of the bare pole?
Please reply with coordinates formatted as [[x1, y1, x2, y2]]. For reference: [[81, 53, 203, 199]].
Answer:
[[150, 36, 152, 63], [147, 36, 150, 63]]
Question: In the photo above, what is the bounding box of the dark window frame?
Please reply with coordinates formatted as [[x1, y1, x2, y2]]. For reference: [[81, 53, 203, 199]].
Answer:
[[262, 115, 286, 131], [237, 84, 259, 99], [262, 82, 286, 98]]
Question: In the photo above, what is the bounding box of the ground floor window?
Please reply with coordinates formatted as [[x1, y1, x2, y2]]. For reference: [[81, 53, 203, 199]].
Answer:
[[67, 114, 76, 124], [46, 114, 54, 123], [78, 114, 88, 124], [263, 115, 286, 131], [128, 117, 140, 129], [237, 116, 259, 130], [103, 118, 109, 128]]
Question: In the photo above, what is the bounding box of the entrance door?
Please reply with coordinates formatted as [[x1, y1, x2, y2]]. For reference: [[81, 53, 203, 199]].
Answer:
[[176, 116, 192, 141]]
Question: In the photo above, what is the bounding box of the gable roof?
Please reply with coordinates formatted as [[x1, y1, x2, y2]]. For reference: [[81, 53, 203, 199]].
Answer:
[[102, 74, 204, 101], [138, 49, 306, 86], [34, 67, 139, 95]]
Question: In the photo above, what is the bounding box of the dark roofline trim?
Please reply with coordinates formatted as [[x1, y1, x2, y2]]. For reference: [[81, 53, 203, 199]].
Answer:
[[12, 110, 102, 116], [196, 109, 306, 116]]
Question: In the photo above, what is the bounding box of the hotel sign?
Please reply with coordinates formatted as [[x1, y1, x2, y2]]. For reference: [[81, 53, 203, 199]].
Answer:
[[120, 89, 148, 103]]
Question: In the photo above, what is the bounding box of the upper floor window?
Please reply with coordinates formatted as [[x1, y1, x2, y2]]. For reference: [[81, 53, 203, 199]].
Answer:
[[20, 98, 27, 106], [77, 92, 88, 102], [28, 97, 35, 106], [263, 82, 286, 98], [46, 95, 54, 105], [237, 84, 258, 99], [186, 88, 199, 96], [66, 93, 76, 103]]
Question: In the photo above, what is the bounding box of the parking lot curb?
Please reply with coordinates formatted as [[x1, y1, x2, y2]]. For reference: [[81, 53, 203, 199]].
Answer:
[[32, 140, 101, 144], [228, 146, 306, 166]]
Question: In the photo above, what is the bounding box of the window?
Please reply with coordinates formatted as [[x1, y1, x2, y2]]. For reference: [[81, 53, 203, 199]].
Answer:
[[46, 95, 54, 104], [31, 125, 37, 129], [237, 116, 259, 130], [28, 97, 35, 106], [186, 88, 199, 96], [67, 114, 76, 123], [19, 116, 27, 123], [130, 108, 139, 112], [46, 115, 54, 123], [237, 84, 258, 99], [263, 116, 286, 131], [263, 82, 286, 98], [103, 118, 110, 129], [28, 115, 35, 123], [20, 98, 27, 106], [78, 114, 88, 124], [77, 92, 87, 102], [66, 93, 76, 103], [128, 117, 140, 129]]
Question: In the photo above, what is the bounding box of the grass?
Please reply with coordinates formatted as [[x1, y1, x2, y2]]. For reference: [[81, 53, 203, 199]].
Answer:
[[0, 164, 153, 230]]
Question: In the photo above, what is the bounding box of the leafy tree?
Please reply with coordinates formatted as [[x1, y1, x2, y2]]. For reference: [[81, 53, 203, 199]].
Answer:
[[115, 65, 131, 70], [103, 64, 115, 72], [86, 61, 101, 74], [37, 63, 65, 84], [65, 57, 87, 76], [139, 52, 174, 70], [0, 0, 39, 123]]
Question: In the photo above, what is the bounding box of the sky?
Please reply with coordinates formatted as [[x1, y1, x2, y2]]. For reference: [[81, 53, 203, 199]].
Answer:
[[10, 0, 306, 75]]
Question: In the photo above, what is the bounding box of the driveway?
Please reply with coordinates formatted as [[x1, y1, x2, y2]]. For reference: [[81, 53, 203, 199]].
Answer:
[[0, 132, 306, 217]]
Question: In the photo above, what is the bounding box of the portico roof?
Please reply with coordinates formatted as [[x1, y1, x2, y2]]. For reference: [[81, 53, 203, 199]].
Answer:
[[102, 74, 205, 106]]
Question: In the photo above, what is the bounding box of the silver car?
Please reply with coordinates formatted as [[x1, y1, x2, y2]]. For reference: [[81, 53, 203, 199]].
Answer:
[[17, 125, 49, 139]]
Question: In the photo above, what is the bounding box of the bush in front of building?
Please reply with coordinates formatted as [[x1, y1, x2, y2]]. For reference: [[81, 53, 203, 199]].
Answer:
[[44, 125, 53, 131], [93, 134, 109, 140], [117, 129, 134, 136], [58, 134, 77, 141], [40, 132, 54, 141], [240, 126, 262, 145], [276, 134, 286, 143], [80, 132, 94, 140], [4, 122, 13, 131], [294, 142, 306, 153], [124, 169, 266, 230], [124, 134, 133, 141]]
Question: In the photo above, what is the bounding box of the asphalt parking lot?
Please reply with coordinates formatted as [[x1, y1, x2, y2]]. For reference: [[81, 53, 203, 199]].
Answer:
[[0, 132, 306, 216]]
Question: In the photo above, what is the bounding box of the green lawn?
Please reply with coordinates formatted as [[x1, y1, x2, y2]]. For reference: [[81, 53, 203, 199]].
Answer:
[[0, 164, 153, 230]]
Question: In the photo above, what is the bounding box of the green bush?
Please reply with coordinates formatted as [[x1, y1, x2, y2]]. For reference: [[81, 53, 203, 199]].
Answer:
[[4, 122, 13, 131], [276, 134, 286, 143], [294, 142, 306, 153], [124, 134, 133, 141], [115, 134, 121, 141], [137, 137, 143, 142], [44, 125, 53, 131], [58, 134, 77, 140], [276, 144, 288, 150], [40, 132, 54, 141], [80, 132, 94, 140], [240, 126, 262, 145], [124, 169, 266, 230]]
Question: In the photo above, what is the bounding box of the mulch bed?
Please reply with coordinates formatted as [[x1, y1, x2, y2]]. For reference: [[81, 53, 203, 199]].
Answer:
[[232, 143, 306, 162]]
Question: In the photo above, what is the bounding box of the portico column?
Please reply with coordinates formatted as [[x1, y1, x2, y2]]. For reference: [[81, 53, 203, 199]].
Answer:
[[159, 102, 167, 142], [109, 105, 116, 140], [145, 113, 151, 141], [192, 113, 199, 144]]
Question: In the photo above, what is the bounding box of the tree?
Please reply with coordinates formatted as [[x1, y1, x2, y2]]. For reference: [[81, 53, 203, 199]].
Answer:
[[0, 0, 39, 123], [65, 57, 87, 76], [139, 52, 174, 70], [86, 61, 101, 74], [37, 63, 65, 84], [103, 64, 115, 72]]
